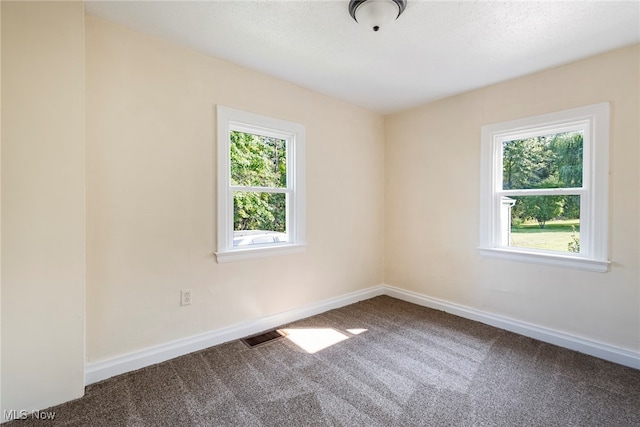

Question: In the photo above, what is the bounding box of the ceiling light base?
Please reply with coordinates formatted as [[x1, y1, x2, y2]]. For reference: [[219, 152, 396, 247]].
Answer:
[[349, 0, 407, 32]]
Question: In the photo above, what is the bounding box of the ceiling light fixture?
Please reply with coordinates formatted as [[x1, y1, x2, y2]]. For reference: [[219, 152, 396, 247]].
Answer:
[[348, 0, 407, 32]]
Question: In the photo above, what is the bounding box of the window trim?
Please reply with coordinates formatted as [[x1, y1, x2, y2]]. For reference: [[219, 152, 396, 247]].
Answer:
[[216, 106, 306, 263], [478, 103, 610, 272]]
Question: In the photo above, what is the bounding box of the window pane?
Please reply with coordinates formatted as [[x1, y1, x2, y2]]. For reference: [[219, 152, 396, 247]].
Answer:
[[230, 131, 286, 188], [233, 191, 287, 247], [504, 195, 580, 253], [502, 132, 583, 190]]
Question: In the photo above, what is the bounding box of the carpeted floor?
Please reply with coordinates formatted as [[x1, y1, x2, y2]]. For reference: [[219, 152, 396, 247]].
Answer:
[[8, 296, 640, 426]]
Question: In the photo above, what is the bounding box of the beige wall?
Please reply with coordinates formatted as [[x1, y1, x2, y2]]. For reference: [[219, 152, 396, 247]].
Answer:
[[85, 16, 385, 362], [385, 45, 640, 351], [1, 1, 85, 415]]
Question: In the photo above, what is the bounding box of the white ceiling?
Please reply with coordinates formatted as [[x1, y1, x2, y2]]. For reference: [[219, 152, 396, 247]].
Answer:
[[85, 1, 640, 114]]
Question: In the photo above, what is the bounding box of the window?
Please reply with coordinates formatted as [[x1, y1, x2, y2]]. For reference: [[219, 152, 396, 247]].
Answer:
[[216, 106, 305, 263], [479, 103, 610, 272]]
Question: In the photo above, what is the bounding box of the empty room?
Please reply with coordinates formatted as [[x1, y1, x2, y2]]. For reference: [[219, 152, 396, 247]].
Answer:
[[1, 0, 639, 425]]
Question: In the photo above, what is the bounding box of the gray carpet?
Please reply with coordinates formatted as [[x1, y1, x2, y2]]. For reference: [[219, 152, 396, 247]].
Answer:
[[8, 296, 640, 426]]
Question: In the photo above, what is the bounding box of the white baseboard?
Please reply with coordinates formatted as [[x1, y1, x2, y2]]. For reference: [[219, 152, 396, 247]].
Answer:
[[84, 285, 385, 385], [85, 283, 639, 385], [383, 285, 640, 370]]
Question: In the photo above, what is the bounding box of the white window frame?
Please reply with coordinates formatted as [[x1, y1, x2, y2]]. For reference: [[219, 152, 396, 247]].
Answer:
[[216, 106, 306, 263], [479, 103, 610, 272]]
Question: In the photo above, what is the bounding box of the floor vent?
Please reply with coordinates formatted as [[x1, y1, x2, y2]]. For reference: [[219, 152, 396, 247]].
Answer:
[[241, 329, 286, 348]]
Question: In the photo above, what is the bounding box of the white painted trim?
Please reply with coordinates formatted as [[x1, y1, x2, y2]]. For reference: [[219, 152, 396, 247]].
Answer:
[[479, 103, 610, 272], [85, 284, 639, 385], [216, 105, 306, 264], [477, 247, 610, 272], [215, 243, 306, 263], [85, 286, 384, 385], [383, 285, 640, 370]]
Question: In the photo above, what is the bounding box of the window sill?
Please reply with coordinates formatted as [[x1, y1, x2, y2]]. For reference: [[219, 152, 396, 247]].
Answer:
[[216, 243, 306, 263], [477, 247, 610, 272]]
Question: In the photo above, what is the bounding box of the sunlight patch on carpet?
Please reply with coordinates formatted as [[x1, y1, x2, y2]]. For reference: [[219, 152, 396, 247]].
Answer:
[[281, 328, 349, 354]]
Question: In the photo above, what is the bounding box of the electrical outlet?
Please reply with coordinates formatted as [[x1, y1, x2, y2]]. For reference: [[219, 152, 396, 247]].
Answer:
[[180, 289, 192, 306]]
